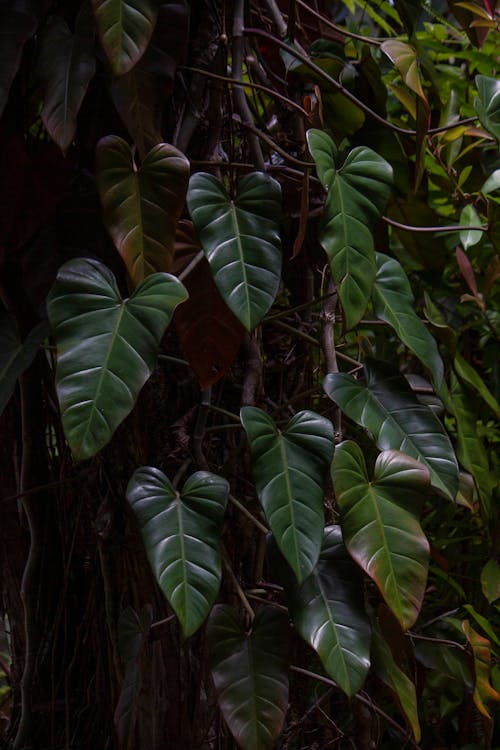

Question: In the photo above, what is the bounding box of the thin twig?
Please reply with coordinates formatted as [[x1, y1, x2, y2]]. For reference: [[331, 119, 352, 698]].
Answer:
[[223, 553, 255, 619], [236, 116, 313, 167], [384, 216, 487, 233], [228, 493, 268, 535], [179, 250, 204, 281], [296, 0, 383, 45]]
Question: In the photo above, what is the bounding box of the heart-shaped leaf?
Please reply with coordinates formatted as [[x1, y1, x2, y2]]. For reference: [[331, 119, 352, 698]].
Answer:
[[333, 441, 430, 630], [0, 9, 37, 119], [91, 0, 158, 76], [269, 526, 371, 697], [208, 605, 289, 750], [324, 359, 459, 500], [47, 257, 187, 460], [39, 9, 96, 153], [241, 407, 335, 582], [475, 74, 500, 142], [372, 253, 444, 387], [187, 172, 282, 331], [127, 468, 228, 637], [307, 129, 393, 329], [0, 311, 48, 416], [96, 136, 190, 286]]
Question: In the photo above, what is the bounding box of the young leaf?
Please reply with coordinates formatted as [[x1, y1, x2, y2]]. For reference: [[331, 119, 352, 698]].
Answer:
[[39, 10, 96, 153], [462, 621, 500, 722], [47, 258, 187, 460], [324, 360, 459, 500], [96, 136, 189, 286], [241, 408, 334, 582], [381, 40, 426, 101], [91, 0, 158, 76], [459, 205, 482, 249], [0, 311, 48, 416], [126, 468, 228, 637], [372, 253, 444, 387], [187, 172, 282, 331], [475, 75, 500, 142], [306, 129, 393, 329], [333, 442, 430, 630], [0, 9, 37, 119], [208, 605, 289, 750]]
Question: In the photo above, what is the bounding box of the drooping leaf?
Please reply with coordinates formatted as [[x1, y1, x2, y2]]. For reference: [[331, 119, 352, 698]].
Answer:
[[372, 252, 444, 387], [463, 605, 500, 649], [241, 407, 334, 582], [481, 560, 500, 604], [96, 136, 189, 286], [306, 129, 393, 329], [333, 441, 430, 630], [0, 9, 37, 119], [208, 605, 289, 750], [126, 468, 228, 637], [91, 0, 158, 76], [324, 360, 459, 500], [475, 74, 500, 142], [0, 311, 48, 416], [270, 526, 371, 697], [47, 258, 187, 460], [462, 620, 500, 721], [454, 352, 500, 417], [187, 172, 282, 331], [39, 9, 96, 153], [460, 205, 483, 249]]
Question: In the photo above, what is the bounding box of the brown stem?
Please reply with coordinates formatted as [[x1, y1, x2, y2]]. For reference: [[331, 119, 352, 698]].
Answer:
[[321, 279, 342, 441], [384, 216, 487, 233], [242, 333, 263, 406], [192, 387, 211, 470]]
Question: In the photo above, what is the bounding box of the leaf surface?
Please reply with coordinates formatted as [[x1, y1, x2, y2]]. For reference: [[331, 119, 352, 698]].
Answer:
[[0, 311, 48, 416], [208, 605, 289, 750], [241, 407, 334, 582], [475, 74, 500, 141], [91, 0, 158, 75], [127, 468, 228, 637], [187, 173, 282, 331], [462, 621, 500, 721], [47, 258, 187, 460]]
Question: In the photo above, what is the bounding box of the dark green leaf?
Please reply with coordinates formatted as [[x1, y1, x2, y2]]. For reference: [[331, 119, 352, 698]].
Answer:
[[208, 605, 289, 750], [117, 605, 153, 664], [333, 442, 430, 629], [47, 258, 187, 460], [324, 360, 459, 500], [91, 0, 158, 76], [241, 407, 334, 582], [0, 9, 37, 119], [187, 173, 282, 331], [481, 560, 500, 604], [454, 353, 500, 417], [0, 311, 48, 416], [475, 75, 500, 142]]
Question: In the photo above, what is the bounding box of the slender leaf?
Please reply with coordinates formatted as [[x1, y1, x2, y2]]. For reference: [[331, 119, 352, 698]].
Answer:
[[127, 468, 228, 637], [96, 136, 189, 286], [187, 172, 282, 331], [307, 129, 393, 329], [454, 352, 500, 417], [241, 407, 334, 582], [333, 442, 430, 629], [208, 605, 289, 750], [475, 75, 500, 142], [0, 311, 48, 416], [325, 360, 459, 499], [47, 258, 187, 460], [0, 9, 37, 119], [91, 0, 158, 76], [372, 252, 444, 386]]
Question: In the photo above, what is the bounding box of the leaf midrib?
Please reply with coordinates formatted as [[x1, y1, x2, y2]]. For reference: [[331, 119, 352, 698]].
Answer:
[[229, 202, 251, 327], [278, 435, 300, 578]]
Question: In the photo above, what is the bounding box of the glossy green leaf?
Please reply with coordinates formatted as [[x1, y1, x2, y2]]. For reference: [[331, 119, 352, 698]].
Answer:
[[306, 129, 393, 329], [481, 560, 500, 604], [475, 75, 500, 142], [0, 310, 48, 416], [39, 10, 96, 153], [208, 605, 289, 750], [459, 205, 482, 249], [0, 9, 37, 119], [481, 169, 500, 194], [91, 0, 158, 76], [47, 258, 187, 461], [96, 136, 189, 286], [372, 624, 421, 740], [454, 352, 500, 417], [325, 360, 459, 500], [127, 468, 228, 637], [270, 526, 371, 697], [372, 253, 444, 387], [187, 172, 282, 331], [241, 407, 334, 582], [333, 442, 430, 629]]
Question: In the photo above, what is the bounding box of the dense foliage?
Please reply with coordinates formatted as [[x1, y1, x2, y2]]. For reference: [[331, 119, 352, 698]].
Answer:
[[1, 0, 500, 748]]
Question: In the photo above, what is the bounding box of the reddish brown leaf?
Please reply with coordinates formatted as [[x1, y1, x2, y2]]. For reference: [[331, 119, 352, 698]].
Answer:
[[456, 246, 479, 296]]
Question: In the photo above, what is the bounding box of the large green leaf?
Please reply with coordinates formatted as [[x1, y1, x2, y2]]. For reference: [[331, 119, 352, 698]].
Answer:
[[0, 311, 48, 416], [47, 257, 187, 460], [324, 360, 459, 500], [372, 253, 444, 387], [241, 407, 334, 582], [0, 9, 37, 119], [91, 0, 158, 76], [306, 129, 393, 329], [39, 9, 96, 153], [475, 75, 500, 142], [208, 605, 289, 750], [187, 172, 282, 331], [270, 526, 371, 697], [126, 468, 228, 637], [333, 441, 430, 630], [96, 136, 189, 286]]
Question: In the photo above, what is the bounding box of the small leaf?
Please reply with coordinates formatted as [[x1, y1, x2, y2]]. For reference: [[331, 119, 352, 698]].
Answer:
[[91, 0, 158, 76], [481, 170, 500, 194], [475, 75, 500, 142], [381, 40, 426, 101], [127, 468, 228, 637], [208, 605, 289, 750], [187, 172, 282, 331], [0, 311, 48, 416], [459, 205, 483, 250], [241, 408, 334, 582], [481, 560, 500, 604], [464, 605, 500, 649], [0, 9, 37, 119], [47, 258, 187, 460], [456, 246, 479, 297], [462, 621, 500, 721], [333, 442, 430, 630], [96, 136, 190, 286]]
